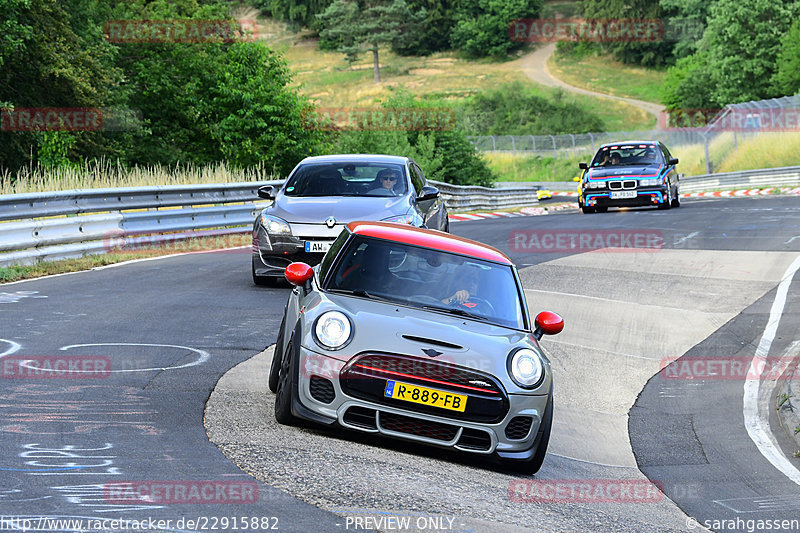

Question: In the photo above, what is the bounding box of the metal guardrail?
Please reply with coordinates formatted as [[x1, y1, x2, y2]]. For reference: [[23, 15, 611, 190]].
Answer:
[[679, 166, 800, 193], [0, 179, 540, 267]]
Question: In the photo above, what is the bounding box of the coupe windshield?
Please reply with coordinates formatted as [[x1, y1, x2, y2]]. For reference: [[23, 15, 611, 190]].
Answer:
[[284, 162, 408, 197], [590, 144, 664, 167], [325, 237, 526, 329]]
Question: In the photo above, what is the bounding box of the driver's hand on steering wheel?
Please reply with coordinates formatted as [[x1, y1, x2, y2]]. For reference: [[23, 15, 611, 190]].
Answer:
[[443, 290, 470, 305]]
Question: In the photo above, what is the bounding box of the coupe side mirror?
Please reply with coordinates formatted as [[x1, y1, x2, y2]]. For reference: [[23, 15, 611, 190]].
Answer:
[[417, 185, 439, 202], [578, 162, 588, 170], [533, 311, 564, 340], [668, 158, 679, 165], [257, 185, 274, 200]]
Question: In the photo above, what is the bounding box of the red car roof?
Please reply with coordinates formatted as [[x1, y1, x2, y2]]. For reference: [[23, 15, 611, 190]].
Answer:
[[347, 221, 512, 265]]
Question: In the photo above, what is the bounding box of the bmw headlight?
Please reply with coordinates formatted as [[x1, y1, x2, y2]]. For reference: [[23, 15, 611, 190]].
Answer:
[[585, 181, 604, 189], [639, 179, 659, 186], [314, 311, 352, 350], [260, 214, 292, 235], [507, 348, 545, 388]]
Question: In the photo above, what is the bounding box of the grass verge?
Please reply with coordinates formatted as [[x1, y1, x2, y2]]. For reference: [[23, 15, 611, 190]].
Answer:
[[484, 153, 583, 182]]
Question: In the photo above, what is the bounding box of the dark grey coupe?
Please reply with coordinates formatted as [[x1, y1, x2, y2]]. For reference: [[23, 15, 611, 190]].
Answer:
[[252, 154, 449, 285]]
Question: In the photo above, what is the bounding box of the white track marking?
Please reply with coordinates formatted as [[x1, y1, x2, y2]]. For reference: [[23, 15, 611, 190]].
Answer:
[[673, 231, 699, 246], [742, 255, 800, 486], [0, 339, 22, 357], [58, 343, 209, 373]]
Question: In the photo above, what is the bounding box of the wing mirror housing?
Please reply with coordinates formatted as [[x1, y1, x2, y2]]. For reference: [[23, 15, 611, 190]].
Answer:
[[668, 157, 679, 165], [417, 185, 440, 202], [257, 185, 275, 200], [578, 162, 588, 170], [533, 311, 564, 340], [285, 262, 313, 294]]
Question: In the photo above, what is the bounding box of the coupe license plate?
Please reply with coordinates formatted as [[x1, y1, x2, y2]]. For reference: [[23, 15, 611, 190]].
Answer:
[[384, 380, 467, 412], [610, 190, 637, 199], [305, 241, 332, 253]]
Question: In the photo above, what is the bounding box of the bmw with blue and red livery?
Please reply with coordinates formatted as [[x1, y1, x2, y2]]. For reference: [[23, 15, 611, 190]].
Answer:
[[577, 141, 680, 214]]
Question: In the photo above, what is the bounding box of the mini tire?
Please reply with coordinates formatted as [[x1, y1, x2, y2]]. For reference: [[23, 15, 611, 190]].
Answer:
[[507, 395, 552, 475], [268, 315, 286, 393], [274, 337, 298, 425]]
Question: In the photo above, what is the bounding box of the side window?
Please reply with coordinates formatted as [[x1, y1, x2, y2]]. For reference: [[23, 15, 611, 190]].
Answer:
[[660, 143, 673, 162], [408, 163, 425, 194]]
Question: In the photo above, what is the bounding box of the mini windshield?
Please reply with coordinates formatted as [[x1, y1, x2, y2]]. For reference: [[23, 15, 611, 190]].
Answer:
[[590, 144, 664, 167], [284, 163, 408, 197], [325, 237, 526, 330]]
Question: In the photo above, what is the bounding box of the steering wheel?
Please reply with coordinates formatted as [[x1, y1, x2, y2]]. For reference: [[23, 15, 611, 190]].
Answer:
[[460, 296, 495, 315]]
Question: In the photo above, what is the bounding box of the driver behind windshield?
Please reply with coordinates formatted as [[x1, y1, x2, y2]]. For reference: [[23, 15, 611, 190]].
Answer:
[[441, 267, 480, 305]]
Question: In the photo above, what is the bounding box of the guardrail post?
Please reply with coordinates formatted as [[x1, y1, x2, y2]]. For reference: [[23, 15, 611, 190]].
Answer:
[[491, 135, 496, 151], [530, 135, 536, 154], [550, 135, 557, 158], [702, 133, 712, 174], [588, 133, 594, 152], [510, 136, 516, 154]]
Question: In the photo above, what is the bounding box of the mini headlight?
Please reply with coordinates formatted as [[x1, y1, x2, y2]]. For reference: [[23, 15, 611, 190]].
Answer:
[[260, 214, 292, 235], [314, 311, 352, 350], [508, 348, 545, 388]]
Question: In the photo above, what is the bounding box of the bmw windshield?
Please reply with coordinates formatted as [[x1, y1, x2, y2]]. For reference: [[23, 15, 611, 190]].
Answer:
[[324, 237, 527, 330]]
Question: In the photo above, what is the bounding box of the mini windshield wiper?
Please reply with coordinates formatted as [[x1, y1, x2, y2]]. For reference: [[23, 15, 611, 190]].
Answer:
[[418, 304, 491, 322], [327, 288, 396, 302]]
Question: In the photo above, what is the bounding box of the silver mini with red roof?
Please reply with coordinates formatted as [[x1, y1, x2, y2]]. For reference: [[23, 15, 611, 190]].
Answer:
[[269, 221, 563, 474]]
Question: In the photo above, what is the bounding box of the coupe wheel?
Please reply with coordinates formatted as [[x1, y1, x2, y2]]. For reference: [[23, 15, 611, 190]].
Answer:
[[671, 187, 681, 208], [274, 338, 298, 425], [658, 184, 672, 210]]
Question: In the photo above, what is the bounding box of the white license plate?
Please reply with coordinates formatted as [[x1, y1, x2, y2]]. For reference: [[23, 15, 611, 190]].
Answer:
[[305, 241, 332, 253], [610, 190, 637, 199]]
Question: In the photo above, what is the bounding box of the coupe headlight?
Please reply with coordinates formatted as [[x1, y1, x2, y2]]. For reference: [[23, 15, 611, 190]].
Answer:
[[585, 181, 605, 189], [382, 214, 416, 225], [508, 348, 545, 388], [639, 179, 659, 186], [314, 311, 352, 350], [260, 214, 292, 235]]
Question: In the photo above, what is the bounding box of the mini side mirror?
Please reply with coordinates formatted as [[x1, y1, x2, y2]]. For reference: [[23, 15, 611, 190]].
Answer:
[[285, 262, 313, 291], [533, 311, 564, 340]]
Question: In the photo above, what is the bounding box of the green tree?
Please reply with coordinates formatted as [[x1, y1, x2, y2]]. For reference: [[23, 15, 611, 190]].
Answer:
[[317, 0, 423, 82], [581, 0, 673, 66], [772, 18, 800, 96], [661, 51, 714, 111], [333, 91, 494, 186], [393, 0, 456, 55], [701, 0, 800, 105], [257, 0, 335, 30], [450, 0, 541, 59], [658, 0, 716, 60]]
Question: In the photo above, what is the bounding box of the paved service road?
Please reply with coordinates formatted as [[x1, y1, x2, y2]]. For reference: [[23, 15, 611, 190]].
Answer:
[[3, 196, 800, 533]]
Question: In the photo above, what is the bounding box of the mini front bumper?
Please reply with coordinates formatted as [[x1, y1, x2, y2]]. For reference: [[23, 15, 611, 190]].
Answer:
[[291, 346, 551, 457]]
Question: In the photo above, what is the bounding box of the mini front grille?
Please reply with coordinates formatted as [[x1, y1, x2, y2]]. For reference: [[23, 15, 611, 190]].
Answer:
[[457, 428, 492, 451], [379, 412, 458, 441], [309, 376, 335, 404], [343, 406, 377, 430], [348, 354, 502, 394], [505, 416, 533, 440]]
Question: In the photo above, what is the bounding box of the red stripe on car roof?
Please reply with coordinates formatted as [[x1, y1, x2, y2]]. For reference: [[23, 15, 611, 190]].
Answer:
[[347, 221, 512, 264]]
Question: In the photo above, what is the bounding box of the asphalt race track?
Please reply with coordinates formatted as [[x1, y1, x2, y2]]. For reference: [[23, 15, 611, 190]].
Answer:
[[2, 195, 800, 533]]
